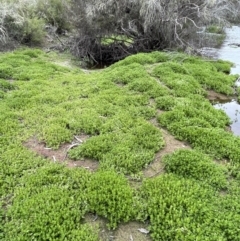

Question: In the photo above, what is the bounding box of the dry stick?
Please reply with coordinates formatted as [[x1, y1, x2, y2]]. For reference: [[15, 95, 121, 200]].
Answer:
[[74, 136, 83, 143], [64, 143, 80, 161], [44, 147, 52, 150], [93, 214, 98, 221], [53, 156, 56, 163], [54, 32, 65, 47]]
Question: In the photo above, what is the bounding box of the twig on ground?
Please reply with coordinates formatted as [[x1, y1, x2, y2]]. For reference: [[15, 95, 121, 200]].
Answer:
[[53, 156, 56, 162], [64, 143, 80, 160], [74, 135, 83, 143]]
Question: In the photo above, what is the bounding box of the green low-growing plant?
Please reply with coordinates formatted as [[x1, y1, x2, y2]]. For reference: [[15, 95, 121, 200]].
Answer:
[[155, 96, 176, 110], [211, 59, 233, 74], [215, 182, 240, 241], [1, 48, 240, 241], [0, 201, 4, 239], [158, 98, 230, 129], [0, 49, 70, 82], [69, 119, 164, 174], [3, 165, 95, 240], [104, 63, 150, 85], [163, 149, 227, 189], [0, 79, 15, 92], [87, 170, 134, 229], [140, 174, 223, 240], [4, 187, 98, 240], [161, 125, 240, 163], [152, 58, 237, 95]]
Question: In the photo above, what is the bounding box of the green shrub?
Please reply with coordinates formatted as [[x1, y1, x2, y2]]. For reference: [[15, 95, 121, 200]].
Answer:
[[21, 17, 45, 45], [163, 149, 227, 189], [206, 25, 225, 34], [76, 109, 105, 135], [36, 0, 72, 33], [87, 170, 134, 229], [127, 76, 171, 98], [153, 62, 188, 76], [100, 147, 155, 174], [1, 0, 70, 45]]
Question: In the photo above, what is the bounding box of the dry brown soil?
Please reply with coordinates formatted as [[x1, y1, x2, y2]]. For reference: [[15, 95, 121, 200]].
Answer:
[[24, 134, 99, 171]]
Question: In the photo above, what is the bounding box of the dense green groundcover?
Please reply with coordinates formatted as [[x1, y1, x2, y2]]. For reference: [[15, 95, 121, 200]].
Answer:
[[1, 48, 240, 240]]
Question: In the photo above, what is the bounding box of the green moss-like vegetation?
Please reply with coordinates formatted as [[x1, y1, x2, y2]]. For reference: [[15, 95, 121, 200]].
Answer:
[[163, 149, 227, 189], [153, 57, 236, 95], [87, 170, 134, 229], [1, 48, 240, 240], [140, 174, 223, 240]]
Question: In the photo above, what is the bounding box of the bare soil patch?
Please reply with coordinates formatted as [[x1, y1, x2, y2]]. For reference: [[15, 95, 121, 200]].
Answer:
[[114, 221, 151, 241], [143, 128, 190, 178], [24, 134, 99, 171], [207, 90, 233, 102], [84, 214, 151, 241]]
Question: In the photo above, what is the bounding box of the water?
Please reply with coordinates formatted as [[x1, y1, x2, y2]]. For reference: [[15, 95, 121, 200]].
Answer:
[[215, 100, 240, 136], [205, 26, 240, 136], [218, 26, 240, 76]]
